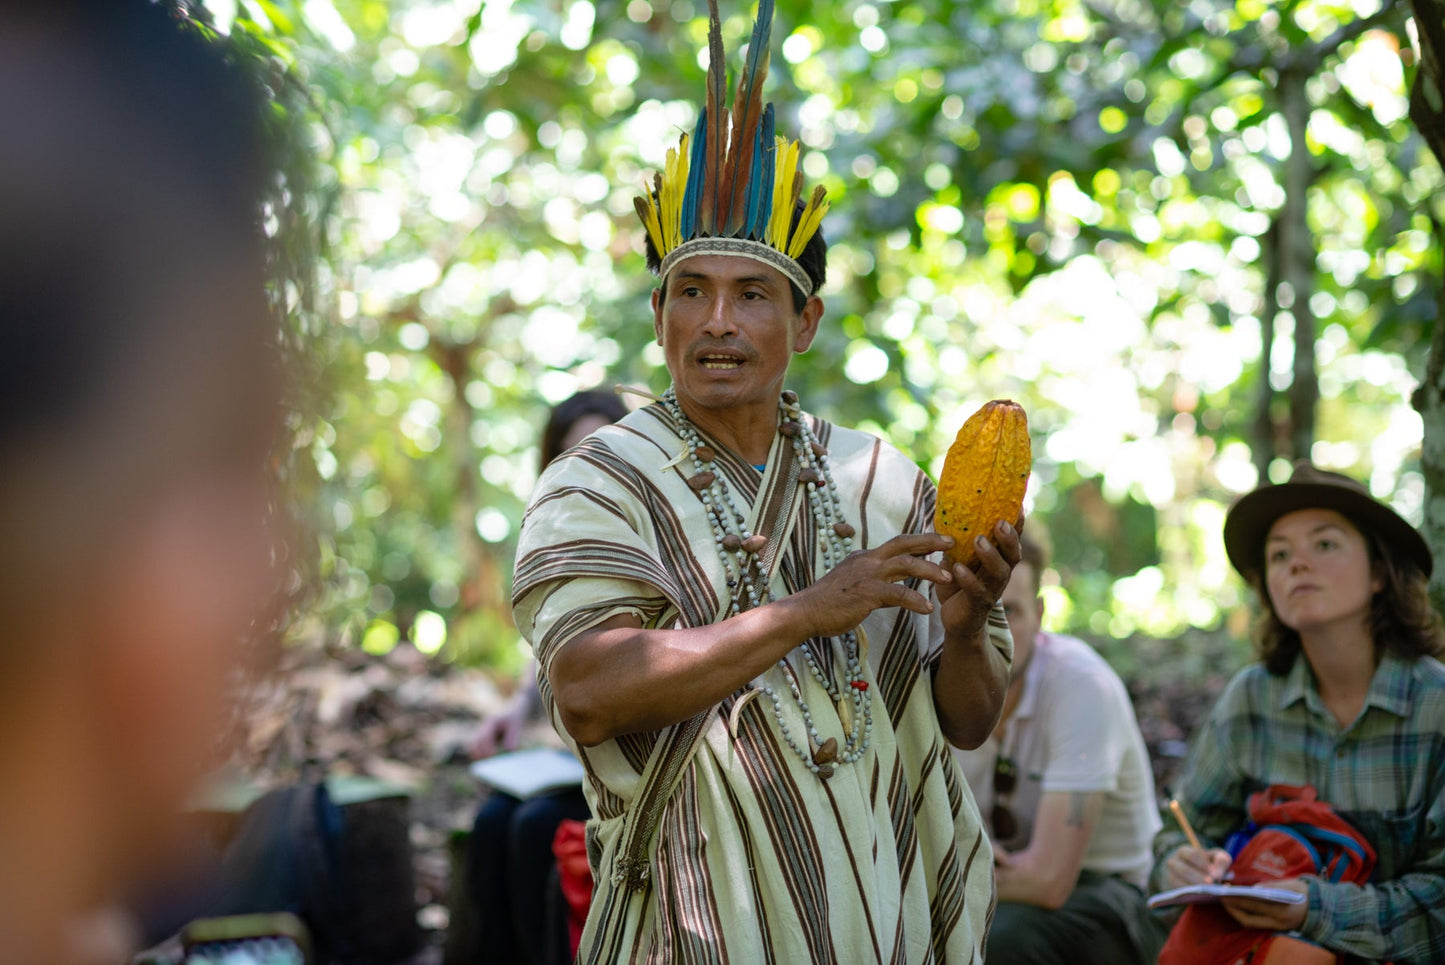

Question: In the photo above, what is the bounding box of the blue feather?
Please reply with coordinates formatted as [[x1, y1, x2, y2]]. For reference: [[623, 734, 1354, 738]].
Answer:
[[745, 0, 774, 84], [721, 0, 775, 234], [681, 110, 708, 240], [745, 105, 774, 238]]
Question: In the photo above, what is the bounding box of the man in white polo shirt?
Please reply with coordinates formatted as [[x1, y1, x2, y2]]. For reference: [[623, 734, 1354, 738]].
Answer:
[[954, 534, 1166, 965]]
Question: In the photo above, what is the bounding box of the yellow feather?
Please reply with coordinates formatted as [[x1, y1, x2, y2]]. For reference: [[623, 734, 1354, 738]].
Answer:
[[663, 135, 689, 252], [788, 186, 829, 259], [768, 137, 798, 250], [640, 188, 665, 256]]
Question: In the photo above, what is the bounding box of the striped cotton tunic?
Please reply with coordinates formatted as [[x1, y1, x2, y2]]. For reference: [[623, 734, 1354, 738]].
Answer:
[[512, 401, 1008, 964]]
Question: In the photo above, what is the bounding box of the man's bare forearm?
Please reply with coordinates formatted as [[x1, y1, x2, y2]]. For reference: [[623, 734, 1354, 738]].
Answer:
[[932, 623, 1010, 749], [550, 533, 961, 747], [995, 790, 1103, 909], [551, 597, 816, 746]]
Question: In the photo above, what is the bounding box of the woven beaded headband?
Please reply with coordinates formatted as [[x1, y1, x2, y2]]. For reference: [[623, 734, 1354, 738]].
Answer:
[[634, 0, 828, 297]]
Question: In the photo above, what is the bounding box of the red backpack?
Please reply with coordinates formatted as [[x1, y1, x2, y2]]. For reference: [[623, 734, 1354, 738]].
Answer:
[[553, 818, 594, 959], [1159, 784, 1376, 965]]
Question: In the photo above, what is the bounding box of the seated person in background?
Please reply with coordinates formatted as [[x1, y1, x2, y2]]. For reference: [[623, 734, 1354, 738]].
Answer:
[[0, 3, 282, 962], [1154, 461, 1445, 964], [464, 389, 628, 965], [954, 532, 1166, 965]]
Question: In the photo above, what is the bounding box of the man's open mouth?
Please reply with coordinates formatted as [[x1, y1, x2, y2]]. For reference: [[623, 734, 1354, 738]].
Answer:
[[700, 354, 744, 370]]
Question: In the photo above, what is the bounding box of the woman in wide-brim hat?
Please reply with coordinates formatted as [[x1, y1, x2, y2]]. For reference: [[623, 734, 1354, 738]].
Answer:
[[1150, 460, 1445, 964]]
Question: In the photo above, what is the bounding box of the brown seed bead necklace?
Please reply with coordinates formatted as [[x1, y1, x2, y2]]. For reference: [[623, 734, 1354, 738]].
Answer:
[[663, 387, 873, 778]]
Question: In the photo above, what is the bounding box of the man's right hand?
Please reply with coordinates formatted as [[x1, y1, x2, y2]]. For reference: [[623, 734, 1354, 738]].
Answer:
[[1164, 845, 1232, 888], [787, 533, 958, 639]]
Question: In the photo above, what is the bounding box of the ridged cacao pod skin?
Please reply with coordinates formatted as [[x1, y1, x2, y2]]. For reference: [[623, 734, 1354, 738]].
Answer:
[[935, 400, 1031, 567]]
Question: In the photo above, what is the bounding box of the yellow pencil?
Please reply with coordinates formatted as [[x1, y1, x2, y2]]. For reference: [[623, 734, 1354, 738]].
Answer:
[[1169, 798, 1204, 851]]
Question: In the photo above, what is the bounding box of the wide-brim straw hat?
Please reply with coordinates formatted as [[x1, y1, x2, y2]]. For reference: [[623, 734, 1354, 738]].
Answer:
[[1223, 459, 1432, 580]]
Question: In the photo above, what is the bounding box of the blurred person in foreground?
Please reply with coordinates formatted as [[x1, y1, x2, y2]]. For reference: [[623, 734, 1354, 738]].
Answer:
[[954, 533, 1166, 964], [1153, 461, 1445, 963], [464, 389, 628, 965], [0, 3, 282, 962]]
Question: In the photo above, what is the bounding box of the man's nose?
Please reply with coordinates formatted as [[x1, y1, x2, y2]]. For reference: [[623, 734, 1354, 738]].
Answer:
[[702, 295, 737, 337]]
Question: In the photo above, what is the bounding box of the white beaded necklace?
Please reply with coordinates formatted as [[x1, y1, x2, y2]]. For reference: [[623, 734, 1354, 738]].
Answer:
[[663, 387, 874, 779]]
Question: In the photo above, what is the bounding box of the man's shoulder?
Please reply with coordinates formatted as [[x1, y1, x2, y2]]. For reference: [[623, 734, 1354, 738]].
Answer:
[[1039, 633, 1126, 687], [808, 416, 882, 452], [1033, 634, 1137, 725], [807, 415, 926, 478]]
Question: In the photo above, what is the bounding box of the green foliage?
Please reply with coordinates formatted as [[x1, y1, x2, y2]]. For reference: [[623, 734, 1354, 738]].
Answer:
[[208, 0, 1441, 666]]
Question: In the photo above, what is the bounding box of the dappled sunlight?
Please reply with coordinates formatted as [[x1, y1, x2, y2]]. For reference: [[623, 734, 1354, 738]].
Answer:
[[202, 0, 1444, 664]]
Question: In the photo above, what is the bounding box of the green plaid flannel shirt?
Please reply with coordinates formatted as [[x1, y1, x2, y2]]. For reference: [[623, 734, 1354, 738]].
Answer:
[[1152, 652, 1445, 965]]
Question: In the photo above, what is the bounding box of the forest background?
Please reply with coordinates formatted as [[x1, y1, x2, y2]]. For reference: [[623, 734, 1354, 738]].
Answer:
[[213, 0, 1445, 691]]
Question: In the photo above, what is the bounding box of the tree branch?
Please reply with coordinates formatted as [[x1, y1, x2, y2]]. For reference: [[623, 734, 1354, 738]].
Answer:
[[1408, 0, 1445, 167], [1292, 0, 1405, 70]]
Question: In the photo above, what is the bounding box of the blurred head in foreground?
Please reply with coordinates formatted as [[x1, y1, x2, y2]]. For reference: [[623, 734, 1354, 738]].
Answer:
[[0, 1, 281, 957]]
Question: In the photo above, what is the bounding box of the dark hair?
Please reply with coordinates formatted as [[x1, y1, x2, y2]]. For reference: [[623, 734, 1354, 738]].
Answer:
[[0, 2, 269, 450], [540, 390, 629, 471], [0, 2, 275, 625], [1018, 533, 1048, 596], [643, 201, 829, 314], [1251, 514, 1445, 675]]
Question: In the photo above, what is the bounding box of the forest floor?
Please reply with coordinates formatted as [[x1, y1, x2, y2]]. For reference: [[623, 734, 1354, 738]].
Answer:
[[220, 631, 1247, 959]]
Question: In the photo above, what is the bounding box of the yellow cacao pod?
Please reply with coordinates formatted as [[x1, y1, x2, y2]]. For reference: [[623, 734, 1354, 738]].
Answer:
[[935, 399, 1031, 567]]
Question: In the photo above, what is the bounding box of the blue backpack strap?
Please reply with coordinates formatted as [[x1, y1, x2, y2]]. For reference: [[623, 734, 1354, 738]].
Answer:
[[1295, 824, 1370, 882], [1258, 824, 1323, 871]]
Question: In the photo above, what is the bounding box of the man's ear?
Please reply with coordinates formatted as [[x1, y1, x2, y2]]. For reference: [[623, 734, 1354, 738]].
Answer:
[[792, 295, 824, 353], [651, 287, 664, 344]]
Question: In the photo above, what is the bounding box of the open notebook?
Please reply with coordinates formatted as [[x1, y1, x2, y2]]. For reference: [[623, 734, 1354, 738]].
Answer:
[[470, 747, 585, 800], [1148, 883, 1307, 909]]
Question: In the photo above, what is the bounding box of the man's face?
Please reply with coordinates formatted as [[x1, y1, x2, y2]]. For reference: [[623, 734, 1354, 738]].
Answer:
[[999, 561, 1044, 678], [652, 254, 822, 419]]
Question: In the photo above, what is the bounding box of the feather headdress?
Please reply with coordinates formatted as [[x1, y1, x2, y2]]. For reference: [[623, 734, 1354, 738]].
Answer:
[[634, 0, 828, 296]]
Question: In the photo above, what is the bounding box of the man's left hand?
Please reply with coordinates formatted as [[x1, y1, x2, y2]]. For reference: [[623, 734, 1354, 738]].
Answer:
[[1220, 878, 1309, 932], [935, 518, 1022, 641]]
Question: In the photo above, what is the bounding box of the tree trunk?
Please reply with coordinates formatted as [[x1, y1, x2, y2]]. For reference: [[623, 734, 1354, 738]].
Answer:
[[1278, 67, 1319, 464], [1408, 0, 1445, 610], [1255, 218, 1283, 481], [1421, 269, 1445, 613]]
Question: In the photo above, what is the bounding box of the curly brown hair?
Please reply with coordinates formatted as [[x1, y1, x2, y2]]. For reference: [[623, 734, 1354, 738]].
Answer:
[[1251, 515, 1445, 675]]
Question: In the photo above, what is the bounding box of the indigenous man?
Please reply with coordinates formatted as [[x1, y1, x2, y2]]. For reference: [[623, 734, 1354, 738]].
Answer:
[[954, 534, 1166, 965], [512, 2, 1019, 960]]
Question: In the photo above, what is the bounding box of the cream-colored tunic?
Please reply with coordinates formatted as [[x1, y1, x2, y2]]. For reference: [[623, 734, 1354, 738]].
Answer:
[[512, 402, 1010, 963]]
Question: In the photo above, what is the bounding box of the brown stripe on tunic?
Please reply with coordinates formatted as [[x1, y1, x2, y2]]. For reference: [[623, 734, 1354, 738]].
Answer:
[[887, 756, 921, 889], [652, 769, 730, 964], [732, 698, 840, 964]]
